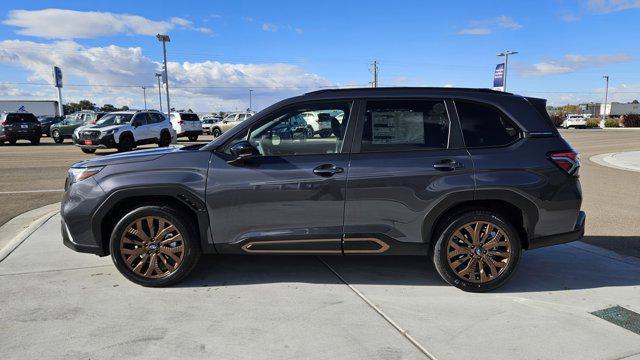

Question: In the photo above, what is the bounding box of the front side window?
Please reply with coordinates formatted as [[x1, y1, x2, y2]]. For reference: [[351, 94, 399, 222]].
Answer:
[[229, 102, 351, 156], [94, 113, 133, 127], [361, 99, 450, 152], [456, 101, 519, 148]]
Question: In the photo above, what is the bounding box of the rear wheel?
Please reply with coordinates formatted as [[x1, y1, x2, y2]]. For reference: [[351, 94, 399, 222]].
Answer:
[[81, 148, 96, 154], [109, 205, 201, 287], [188, 134, 199, 142], [30, 137, 40, 145], [52, 130, 64, 144], [158, 131, 171, 147], [432, 210, 521, 292], [8, 138, 16, 145]]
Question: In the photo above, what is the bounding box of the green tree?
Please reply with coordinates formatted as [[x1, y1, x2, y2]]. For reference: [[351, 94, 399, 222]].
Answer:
[[78, 100, 95, 110], [100, 104, 118, 112]]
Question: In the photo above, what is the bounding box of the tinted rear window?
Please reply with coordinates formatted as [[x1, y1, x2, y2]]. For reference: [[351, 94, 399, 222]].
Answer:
[[456, 101, 520, 148], [6, 113, 38, 123], [181, 113, 200, 121]]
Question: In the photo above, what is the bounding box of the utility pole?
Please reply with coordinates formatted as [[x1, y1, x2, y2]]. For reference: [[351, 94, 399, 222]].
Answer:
[[155, 73, 163, 112], [249, 89, 253, 111], [601, 75, 609, 128], [371, 61, 378, 88], [156, 34, 171, 115], [142, 86, 147, 110], [497, 51, 518, 92]]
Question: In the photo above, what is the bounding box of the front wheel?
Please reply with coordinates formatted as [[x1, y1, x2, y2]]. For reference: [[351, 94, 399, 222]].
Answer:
[[52, 130, 64, 144], [188, 135, 199, 142], [117, 134, 134, 152], [109, 206, 201, 287], [432, 210, 521, 292], [212, 128, 222, 138], [30, 137, 40, 145], [81, 148, 96, 154]]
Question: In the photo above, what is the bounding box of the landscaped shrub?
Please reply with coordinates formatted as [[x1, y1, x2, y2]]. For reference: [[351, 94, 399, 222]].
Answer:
[[623, 113, 640, 127], [550, 114, 564, 127], [586, 121, 600, 128], [605, 120, 620, 128]]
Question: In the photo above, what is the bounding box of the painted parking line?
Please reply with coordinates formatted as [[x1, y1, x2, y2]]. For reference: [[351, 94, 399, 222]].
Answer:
[[0, 189, 64, 195], [318, 256, 438, 360]]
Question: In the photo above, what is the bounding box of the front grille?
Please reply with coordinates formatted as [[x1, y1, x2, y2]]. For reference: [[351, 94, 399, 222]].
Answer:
[[79, 130, 100, 140]]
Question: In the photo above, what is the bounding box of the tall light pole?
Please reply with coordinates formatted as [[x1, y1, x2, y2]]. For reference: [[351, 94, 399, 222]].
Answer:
[[601, 75, 609, 127], [496, 51, 518, 92], [142, 86, 147, 110], [155, 73, 163, 112], [156, 34, 171, 115], [248, 89, 253, 111]]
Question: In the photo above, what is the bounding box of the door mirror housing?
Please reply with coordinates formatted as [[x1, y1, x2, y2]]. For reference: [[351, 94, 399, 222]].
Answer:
[[228, 140, 259, 164]]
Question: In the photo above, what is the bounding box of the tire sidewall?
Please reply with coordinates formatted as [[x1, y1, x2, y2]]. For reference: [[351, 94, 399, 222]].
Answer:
[[109, 206, 201, 287], [433, 211, 522, 292]]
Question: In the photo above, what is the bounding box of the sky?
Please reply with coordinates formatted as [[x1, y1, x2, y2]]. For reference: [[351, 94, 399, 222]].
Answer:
[[0, 0, 639, 111]]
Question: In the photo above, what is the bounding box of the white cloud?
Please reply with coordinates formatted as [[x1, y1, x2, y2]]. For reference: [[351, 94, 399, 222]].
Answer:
[[0, 40, 331, 111], [587, 0, 640, 13], [519, 53, 633, 77], [458, 28, 491, 35], [3, 9, 211, 39], [458, 16, 522, 35], [262, 23, 278, 32]]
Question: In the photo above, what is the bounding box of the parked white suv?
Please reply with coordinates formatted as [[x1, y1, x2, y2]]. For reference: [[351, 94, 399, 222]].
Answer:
[[561, 114, 588, 129], [169, 112, 203, 141], [72, 110, 176, 153]]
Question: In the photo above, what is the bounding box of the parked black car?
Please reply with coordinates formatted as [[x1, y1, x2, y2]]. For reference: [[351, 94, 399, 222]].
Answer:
[[38, 115, 64, 137], [0, 112, 42, 145], [61, 87, 585, 291]]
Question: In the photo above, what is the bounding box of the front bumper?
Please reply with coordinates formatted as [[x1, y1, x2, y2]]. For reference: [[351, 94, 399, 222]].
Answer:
[[73, 134, 116, 149], [62, 218, 104, 255], [529, 211, 586, 249]]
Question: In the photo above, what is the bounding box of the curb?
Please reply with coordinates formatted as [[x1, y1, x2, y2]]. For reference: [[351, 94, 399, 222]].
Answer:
[[590, 152, 640, 173], [0, 203, 60, 262]]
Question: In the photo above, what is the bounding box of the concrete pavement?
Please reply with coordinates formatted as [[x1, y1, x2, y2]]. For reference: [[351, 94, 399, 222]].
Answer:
[[591, 151, 640, 173], [1, 214, 639, 359]]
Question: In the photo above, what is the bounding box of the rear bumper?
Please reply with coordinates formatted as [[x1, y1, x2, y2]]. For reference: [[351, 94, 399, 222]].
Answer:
[[177, 130, 203, 137], [528, 211, 586, 249]]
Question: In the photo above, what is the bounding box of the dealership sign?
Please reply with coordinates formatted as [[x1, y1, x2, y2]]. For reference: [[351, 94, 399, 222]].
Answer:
[[493, 63, 504, 91], [52, 66, 63, 88]]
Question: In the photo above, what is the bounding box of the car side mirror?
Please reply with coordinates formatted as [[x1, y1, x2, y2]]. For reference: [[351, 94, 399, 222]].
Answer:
[[228, 140, 259, 164]]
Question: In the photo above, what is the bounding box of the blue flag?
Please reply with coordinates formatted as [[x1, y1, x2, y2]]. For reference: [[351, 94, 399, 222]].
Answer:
[[493, 63, 505, 89]]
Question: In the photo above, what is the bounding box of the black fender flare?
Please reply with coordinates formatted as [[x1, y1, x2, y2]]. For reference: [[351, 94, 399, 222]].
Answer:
[[90, 185, 214, 254], [422, 189, 539, 246]]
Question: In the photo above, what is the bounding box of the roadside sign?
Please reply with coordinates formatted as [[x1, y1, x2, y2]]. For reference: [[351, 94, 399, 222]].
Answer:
[[53, 66, 63, 88], [493, 63, 504, 91]]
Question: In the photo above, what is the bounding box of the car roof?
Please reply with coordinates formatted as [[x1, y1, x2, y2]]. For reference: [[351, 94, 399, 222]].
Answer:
[[305, 87, 513, 97]]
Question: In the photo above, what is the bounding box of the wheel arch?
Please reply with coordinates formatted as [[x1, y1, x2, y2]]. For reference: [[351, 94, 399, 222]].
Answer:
[[91, 186, 214, 255], [423, 190, 539, 250], [118, 131, 134, 143]]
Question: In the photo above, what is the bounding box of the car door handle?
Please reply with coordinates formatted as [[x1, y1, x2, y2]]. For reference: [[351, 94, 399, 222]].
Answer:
[[433, 159, 464, 171], [313, 164, 344, 177]]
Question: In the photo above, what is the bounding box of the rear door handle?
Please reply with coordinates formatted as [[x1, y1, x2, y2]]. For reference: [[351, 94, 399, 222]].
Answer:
[[313, 164, 344, 177], [433, 159, 464, 171]]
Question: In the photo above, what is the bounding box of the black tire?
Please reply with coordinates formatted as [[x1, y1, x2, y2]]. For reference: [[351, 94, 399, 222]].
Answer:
[[8, 138, 16, 145], [52, 130, 64, 144], [30, 137, 40, 145], [109, 205, 201, 287], [319, 131, 330, 138], [212, 128, 222, 138], [432, 210, 522, 292], [81, 148, 96, 154], [117, 133, 134, 152], [188, 135, 199, 142], [158, 130, 171, 147]]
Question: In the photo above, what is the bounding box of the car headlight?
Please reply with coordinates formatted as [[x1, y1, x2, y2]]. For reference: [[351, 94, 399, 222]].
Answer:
[[68, 166, 104, 183]]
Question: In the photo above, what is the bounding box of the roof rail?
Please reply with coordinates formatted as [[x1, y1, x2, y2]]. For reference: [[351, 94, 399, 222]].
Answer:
[[305, 86, 513, 96]]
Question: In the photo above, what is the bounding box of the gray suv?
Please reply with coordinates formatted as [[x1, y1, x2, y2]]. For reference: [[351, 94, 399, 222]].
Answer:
[[61, 87, 585, 292]]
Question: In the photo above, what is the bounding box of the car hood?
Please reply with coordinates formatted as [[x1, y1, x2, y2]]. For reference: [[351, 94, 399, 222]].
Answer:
[[73, 147, 185, 167]]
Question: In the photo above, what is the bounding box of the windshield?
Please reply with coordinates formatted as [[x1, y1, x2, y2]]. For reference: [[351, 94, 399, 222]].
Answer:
[[94, 113, 133, 127]]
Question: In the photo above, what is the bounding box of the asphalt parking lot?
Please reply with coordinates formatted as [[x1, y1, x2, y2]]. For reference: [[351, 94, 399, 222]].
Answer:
[[0, 128, 639, 359]]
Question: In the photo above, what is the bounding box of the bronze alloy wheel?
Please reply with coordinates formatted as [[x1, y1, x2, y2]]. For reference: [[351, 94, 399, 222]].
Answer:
[[120, 216, 185, 279], [446, 221, 512, 283]]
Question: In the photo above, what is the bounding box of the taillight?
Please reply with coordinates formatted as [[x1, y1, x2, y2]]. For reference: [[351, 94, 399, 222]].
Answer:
[[549, 150, 580, 175], [178, 120, 184, 125], [0, 121, 8, 126]]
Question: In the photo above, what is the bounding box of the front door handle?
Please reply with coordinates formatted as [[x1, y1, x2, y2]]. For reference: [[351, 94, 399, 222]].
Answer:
[[313, 164, 344, 177], [433, 159, 464, 171]]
